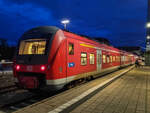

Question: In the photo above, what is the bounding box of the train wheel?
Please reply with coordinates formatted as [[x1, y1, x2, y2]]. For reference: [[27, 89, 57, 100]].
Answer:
[[65, 82, 74, 89], [86, 76, 94, 81]]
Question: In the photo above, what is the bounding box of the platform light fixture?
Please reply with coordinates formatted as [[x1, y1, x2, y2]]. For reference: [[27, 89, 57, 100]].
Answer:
[[147, 36, 150, 39], [147, 22, 150, 28], [61, 19, 70, 29]]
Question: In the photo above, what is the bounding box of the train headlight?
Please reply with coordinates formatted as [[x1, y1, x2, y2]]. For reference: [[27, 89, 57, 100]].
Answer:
[[16, 65, 20, 71], [40, 65, 46, 71]]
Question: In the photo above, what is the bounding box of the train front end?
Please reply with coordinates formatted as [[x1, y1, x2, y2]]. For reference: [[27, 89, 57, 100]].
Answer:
[[13, 26, 61, 90]]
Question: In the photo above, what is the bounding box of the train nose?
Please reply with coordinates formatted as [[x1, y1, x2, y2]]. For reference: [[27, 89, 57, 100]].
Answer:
[[18, 76, 39, 89]]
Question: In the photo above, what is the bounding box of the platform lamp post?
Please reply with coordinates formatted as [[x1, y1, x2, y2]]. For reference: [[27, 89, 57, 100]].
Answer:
[[61, 19, 70, 30], [145, 22, 150, 65], [145, 0, 150, 65]]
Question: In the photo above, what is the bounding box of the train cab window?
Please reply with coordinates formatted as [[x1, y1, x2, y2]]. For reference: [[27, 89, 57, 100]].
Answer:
[[69, 43, 74, 55], [107, 55, 110, 63], [103, 55, 106, 63], [90, 53, 94, 64], [81, 53, 87, 65], [19, 39, 47, 55]]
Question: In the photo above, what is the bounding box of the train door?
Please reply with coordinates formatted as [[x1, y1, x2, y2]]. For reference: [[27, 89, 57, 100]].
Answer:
[[97, 49, 102, 71], [66, 41, 75, 82]]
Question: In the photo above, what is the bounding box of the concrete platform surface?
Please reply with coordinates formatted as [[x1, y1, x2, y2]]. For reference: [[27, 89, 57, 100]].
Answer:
[[70, 67, 150, 113]]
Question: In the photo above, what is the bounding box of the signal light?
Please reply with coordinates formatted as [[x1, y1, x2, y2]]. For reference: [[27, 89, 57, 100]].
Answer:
[[16, 65, 20, 71], [40, 65, 46, 71]]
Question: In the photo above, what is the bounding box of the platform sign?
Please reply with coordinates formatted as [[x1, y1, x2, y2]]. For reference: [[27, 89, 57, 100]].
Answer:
[[97, 50, 102, 71]]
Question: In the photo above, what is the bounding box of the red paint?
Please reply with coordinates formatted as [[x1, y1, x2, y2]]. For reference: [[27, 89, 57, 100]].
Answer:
[[18, 76, 39, 89]]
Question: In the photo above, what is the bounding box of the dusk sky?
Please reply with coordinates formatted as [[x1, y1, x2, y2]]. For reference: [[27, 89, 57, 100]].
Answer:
[[0, 0, 148, 48]]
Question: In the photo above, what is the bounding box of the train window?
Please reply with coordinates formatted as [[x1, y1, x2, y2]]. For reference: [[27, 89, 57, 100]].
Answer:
[[19, 39, 47, 55], [121, 56, 124, 61], [113, 56, 115, 62], [81, 53, 87, 65], [69, 43, 74, 55], [107, 55, 110, 63], [110, 56, 112, 63], [116, 56, 120, 62], [90, 53, 94, 64], [118, 56, 120, 62], [103, 55, 106, 63], [116, 56, 118, 62]]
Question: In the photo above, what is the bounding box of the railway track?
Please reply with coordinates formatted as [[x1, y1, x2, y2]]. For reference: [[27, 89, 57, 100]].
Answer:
[[0, 85, 19, 95], [0, 90, 60, 113]]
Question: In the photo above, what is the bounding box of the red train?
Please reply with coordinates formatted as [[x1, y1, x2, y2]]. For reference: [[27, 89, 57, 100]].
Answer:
[[13, 26, 137, 90]]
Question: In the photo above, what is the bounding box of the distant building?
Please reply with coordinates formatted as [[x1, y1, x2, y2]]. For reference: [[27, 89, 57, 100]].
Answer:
[[0, 38, 16, 60], [117, 46, 142, 56]]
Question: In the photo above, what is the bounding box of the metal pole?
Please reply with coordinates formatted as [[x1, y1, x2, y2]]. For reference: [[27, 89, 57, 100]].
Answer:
[[146, 0, 150, 51], [64, 24, 66, 29], [145, 0, 150, 65]]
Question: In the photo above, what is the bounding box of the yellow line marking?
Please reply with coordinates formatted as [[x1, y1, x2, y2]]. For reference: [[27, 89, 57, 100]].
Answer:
[[80, 43, 94, 48]]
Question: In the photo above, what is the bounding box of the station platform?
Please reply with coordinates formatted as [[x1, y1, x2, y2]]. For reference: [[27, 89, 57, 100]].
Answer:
[[70, 67, 150, 113], [13, 66, 150, 113]]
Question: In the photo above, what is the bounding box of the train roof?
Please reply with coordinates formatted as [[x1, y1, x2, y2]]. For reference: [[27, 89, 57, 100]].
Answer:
[[21, 26, 60, 40], [63, 30, 120, 52], [62, 29, 136, 56], [20, 26, 136, 56]]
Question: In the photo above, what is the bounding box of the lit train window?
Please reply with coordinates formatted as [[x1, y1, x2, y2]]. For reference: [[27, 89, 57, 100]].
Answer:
[[110, 56, 112, 63], [116, 56, 118, 62], [107, 55, 110, 63], [69, 43, 74, 55], [19, 39, 47, 55], [113, 56, 115, 62], [103, 55, 106, 63], [81, 53, 87, 65], [116, 56, 120, 62], [90, 53, 94, 64]]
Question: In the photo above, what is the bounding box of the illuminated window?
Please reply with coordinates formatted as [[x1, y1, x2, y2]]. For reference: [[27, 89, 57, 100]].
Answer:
[[119, 56, 120, 61], [19, 39, 47, 55], [116, 56, 120, 62], [69, 43, 74, 55], [81, 53, 87, 65], [110, 56, 112, 63], [121, 56, 124, 61], [103, 55, 106, 63], [116, 56, 118, 62], [90, 53, 94, 64], [107, 55, 110, 63], [113, 56, 115, 62]]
